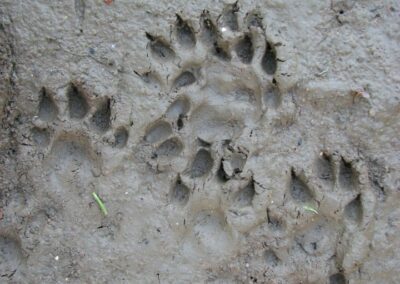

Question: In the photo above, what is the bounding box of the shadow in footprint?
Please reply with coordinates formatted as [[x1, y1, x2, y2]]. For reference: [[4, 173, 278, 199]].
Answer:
[[90, 98, 111, 133], [339, 158, 356, 190], [38, 87, 58, 122], [113, 127, 128, 148], [290, 169, 313, 203], [67, 83, 89, 119], [173, 71, 196, 90], [235, 34, 254, 64], [264, 249, 280, 267], [316, 152, 334, 184], [170, 177, 190, 206], [344, 194, 362, 224], [190, 149, 213, 178], [175, 15, 196, 48], [329, 273, 346, 284], [261, 41, 277, 75]]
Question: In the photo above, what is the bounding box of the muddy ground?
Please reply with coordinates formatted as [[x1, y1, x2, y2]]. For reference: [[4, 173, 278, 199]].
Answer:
[[0, 0, 399, 283]]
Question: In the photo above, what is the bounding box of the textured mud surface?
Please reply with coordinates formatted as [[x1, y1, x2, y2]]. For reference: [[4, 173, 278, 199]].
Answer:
[[0, 1, 399, 283]]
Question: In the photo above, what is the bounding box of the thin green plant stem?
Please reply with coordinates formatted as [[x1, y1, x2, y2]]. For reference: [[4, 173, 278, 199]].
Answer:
[[303, 205, 318, 215], [92, 192, 108, 216]]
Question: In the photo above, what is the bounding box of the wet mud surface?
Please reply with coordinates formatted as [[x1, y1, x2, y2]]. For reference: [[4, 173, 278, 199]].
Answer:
[[0, 1, 399, 283]]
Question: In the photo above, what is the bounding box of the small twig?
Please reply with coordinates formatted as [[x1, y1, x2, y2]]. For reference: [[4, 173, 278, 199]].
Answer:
[[316, 68, 329, 77], [92, 192, 108, 216]]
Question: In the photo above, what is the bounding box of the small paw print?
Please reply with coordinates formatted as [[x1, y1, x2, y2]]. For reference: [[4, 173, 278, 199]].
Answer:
[[278, 151, 376, 273], [28, 82, 129, 230]]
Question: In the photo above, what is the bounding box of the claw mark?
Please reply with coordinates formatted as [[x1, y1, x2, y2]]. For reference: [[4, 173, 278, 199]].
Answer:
[[219, 1, 239, 31], [145, 33, 175, 61], [245, 11, 263, 29], [200, 10, 219, 45], [175, 14, 196, 48]]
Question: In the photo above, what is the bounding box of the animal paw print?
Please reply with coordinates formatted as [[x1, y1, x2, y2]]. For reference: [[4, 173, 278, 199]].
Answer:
[[308, 151, 376, 274], [218, 150, 377, 283], [138, 7, 291, 157], [32, 84, 128, 149], [28, 83, 129, 227], [309, 151, 376, 230], [137, 4, 297, 260], [276, 151, 376, 277]]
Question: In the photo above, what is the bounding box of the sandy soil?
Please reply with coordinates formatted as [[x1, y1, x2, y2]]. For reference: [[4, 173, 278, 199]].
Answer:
[[0, 0, 399, 283]]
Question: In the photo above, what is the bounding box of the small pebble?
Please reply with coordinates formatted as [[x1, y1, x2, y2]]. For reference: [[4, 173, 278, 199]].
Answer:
[[369, 109, 376, 117]]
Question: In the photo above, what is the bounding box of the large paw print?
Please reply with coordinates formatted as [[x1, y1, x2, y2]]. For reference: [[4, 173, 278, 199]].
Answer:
[[138, 8, 289, 155], [136, 4, 297, 260]]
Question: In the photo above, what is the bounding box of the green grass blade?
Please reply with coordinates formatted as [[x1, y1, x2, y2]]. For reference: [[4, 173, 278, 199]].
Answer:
[[92, 192, 108, 216], [303, 205, 318, 215]]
